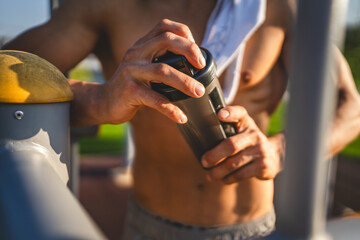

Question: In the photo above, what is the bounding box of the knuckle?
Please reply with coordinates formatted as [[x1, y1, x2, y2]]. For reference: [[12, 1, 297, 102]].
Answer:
[[153, 95, 167, 106], [119, 64, 133, 79], [238, 106, 248, 116], [178, 23, 190, 34], [257, 159, 270, 178], [165, 104, 178, 119], [168, 109, 177, 119], [259, 160, 269, 170], [224, 138, 237, 154], [249, 130, 262, 143], [123, 79, 140, 96], [258, 144, 267, 155], [158, 18, 171, 28], [153, 63, 170, 76], [225, 157, 240, 172], [254, 132, 263, 143], [233, 106, 248, 118], [123, 48, 137, 62], [160, 32, 175, 42]]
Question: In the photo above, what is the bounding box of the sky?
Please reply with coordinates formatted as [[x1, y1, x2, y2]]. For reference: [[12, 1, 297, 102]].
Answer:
[[0, 0, 49, 38], [347, 0, 360, 27], [0, 0, 360, 39]]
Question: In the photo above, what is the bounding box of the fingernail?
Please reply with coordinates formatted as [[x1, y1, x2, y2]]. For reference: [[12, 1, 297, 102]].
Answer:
[[179, 112, 188, 124], [201, 158, 208, 167], [190, 36, 196, 43], [195, 83, 205, 97], [199, 56, 206, 67], [219, 109, 230, 119]]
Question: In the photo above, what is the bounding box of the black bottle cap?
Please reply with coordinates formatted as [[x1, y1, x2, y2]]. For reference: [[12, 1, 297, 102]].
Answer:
[[151, 48, 217, 102]]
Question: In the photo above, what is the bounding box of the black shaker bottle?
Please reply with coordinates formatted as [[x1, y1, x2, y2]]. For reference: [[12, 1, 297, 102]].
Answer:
[[151, 48, 236, 168]]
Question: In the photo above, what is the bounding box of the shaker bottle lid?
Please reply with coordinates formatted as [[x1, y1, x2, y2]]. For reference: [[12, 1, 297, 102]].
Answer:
[[151, 48, 217, 102]]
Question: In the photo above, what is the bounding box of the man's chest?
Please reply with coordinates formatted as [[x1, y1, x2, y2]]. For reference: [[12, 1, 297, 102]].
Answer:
[[100, 1, 215, 65], [94, 0, 284, 117]]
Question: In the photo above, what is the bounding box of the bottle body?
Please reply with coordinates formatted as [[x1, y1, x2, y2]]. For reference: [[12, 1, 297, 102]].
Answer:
[[151, 48, 235, 167], [176, 74, 235, 162]]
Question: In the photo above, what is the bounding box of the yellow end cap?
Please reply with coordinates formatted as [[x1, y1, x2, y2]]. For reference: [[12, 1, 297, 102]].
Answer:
[[0, 50, 73, 103]]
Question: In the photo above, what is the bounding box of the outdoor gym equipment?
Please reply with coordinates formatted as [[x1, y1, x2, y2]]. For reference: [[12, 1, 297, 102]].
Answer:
[[0, 50, 105, 240]]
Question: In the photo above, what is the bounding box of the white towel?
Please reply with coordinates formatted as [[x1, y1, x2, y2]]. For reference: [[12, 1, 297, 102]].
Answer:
[[201, 0, 266, 104]]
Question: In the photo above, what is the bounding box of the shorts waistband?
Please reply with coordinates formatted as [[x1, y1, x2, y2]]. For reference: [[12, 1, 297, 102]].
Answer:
[[125, 198, 276, 240]]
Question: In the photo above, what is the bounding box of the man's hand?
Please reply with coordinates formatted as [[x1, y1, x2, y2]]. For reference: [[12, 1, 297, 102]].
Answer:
[[201, 106, 285, 184], [102, 19, 206, 124]]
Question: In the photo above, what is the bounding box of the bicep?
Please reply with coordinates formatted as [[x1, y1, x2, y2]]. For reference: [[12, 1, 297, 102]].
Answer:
[[2, 0, 100, 73]]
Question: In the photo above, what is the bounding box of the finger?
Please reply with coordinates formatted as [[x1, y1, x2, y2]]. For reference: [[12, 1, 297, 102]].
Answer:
[[128, 63, 205, 98], [133, 83, 188, 124], [201, 131, 259, 168], [206, 147, 261, 181], [222, 162, 260, 184], [218, 105, 257, 134], [136, 19, 196, 45], [138, 32, 205, 69], [218, 106, 249, 123]]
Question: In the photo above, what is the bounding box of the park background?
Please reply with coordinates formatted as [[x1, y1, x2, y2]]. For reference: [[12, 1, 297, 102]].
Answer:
[[1, 1, 360, 239]]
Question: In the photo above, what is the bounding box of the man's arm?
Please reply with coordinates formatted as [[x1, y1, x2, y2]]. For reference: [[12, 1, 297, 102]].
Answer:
[[202, 59, 360, 183], [3, 10, 207, 126], [201, 0, 360, 183], [3, 0, 101, 73], [2, 0, 105, 126], [328, 48, 360, 156], [201, 48, 360, 184]]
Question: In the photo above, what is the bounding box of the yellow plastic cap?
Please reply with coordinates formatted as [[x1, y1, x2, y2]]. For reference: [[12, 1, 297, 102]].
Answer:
[[0, 50, 73, 103]]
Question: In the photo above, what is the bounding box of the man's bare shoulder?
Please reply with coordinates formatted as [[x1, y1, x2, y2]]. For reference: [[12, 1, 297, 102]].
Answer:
[[264, 0, 297, 31], [56, 0, 149, 31], [51, 0, 106, 26]]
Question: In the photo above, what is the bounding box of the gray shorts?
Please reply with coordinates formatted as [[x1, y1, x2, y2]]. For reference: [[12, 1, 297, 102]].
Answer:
[[122, 199, 275, 240]]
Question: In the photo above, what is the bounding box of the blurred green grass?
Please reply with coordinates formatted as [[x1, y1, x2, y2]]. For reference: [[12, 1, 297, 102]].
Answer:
[[77, 124, 126, 155]]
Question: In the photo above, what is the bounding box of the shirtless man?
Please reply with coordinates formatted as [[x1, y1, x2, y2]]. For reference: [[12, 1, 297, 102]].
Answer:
[[4, 0, 360, 239]]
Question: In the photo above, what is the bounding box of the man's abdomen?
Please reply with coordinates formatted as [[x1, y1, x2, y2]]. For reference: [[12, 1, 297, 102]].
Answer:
[[130, 107, 274, 226]]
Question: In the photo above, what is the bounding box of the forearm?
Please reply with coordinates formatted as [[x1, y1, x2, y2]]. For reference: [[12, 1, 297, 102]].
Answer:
[[328, 93, 360, 157], [327, 49, 360, 157], [269, 132, 286, 172], [68, 79, 108, 127]]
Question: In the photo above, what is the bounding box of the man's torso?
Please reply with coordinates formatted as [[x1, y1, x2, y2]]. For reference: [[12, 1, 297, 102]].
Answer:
[[90, 0, 286, 225]]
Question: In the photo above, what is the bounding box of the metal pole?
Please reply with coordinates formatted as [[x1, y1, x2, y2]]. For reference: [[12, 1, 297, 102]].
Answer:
[[48, 0, 84, 196], [274, 0, 345, 239], [0, 146, 106, 240]]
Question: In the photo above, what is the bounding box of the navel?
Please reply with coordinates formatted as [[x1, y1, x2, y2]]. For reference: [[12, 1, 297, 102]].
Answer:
[[196, 183, 205, 191]]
